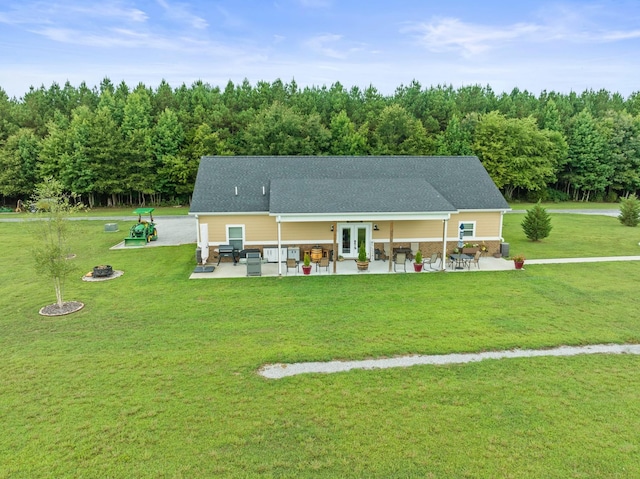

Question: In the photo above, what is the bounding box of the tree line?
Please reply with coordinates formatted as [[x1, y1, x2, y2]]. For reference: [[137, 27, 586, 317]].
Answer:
[[1, 77, 640, 207]]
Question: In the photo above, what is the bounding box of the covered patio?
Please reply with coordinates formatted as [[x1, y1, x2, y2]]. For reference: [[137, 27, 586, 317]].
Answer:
[[190, 255, 513, 279]]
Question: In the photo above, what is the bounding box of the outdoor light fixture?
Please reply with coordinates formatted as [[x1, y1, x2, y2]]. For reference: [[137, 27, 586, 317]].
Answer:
[[373, 224, 379, 230], [330, 225, 334, 231]]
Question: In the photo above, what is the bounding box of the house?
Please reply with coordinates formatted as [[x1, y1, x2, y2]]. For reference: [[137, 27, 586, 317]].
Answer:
[[189, 156, 510, 273]]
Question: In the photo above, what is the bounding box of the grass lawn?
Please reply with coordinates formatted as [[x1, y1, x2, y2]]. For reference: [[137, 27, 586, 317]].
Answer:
[[1, 205, 190, 219], [504, 212, 640, 258], [508, 201, 619, 211], [1, 218, 640, 477]]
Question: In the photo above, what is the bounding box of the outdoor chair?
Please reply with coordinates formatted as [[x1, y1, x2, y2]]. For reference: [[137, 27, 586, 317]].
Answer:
[[423, 253, 440, 270], [286, 258, 299, 275], [394, 252, 407, 272], [471, 250, 481, 269], [316, 256, 330, 273]]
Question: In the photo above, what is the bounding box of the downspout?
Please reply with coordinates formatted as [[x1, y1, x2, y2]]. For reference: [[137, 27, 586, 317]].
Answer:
[[195, 214, 200, 244], [499, 211, 505, 241], [277, 216, 282, 276], [441, 218, 448, 271]]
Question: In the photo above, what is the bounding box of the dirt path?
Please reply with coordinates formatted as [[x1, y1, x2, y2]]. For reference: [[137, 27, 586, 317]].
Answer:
[[259, 344, 640, 379]]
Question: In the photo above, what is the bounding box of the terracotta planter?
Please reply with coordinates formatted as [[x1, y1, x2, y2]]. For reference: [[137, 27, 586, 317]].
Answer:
[[413, 263, 423, 272], [302, 265, 312, 275], [514, 260, 525, 270]]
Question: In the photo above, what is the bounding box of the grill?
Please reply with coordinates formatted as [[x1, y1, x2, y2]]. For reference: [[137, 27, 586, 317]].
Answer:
[[246, 252, 262, 276], [217, 244, 239, 265]]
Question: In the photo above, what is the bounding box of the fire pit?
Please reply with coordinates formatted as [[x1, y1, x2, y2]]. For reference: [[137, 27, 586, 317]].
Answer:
[[93, 265, 113, 277]]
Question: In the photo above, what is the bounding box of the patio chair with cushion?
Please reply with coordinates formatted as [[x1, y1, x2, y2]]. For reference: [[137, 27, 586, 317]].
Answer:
[[286, 258, 299, 275], [423, 252, 440, 270], [471, 250, 481, 269], [394, 253, 407, 272], [316, 256, 330, 273]]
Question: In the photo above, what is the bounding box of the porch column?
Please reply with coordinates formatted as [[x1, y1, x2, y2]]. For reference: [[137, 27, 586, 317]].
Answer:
[[388, 221, 394, 272], [441, 219, 448, 271], [277, 217, 282, 276], [332, 221, 337, 274]]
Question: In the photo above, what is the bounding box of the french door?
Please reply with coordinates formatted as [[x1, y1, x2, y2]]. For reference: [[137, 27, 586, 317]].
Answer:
[[338, 223, 371, 259]]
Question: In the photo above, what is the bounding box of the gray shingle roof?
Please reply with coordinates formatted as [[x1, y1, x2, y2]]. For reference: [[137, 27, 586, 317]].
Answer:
[[189, 156, 510, 214]]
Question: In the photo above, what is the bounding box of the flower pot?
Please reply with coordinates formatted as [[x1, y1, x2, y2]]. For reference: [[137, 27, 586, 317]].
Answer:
[[514, 260, 525, 270], [356, 261, 369, 271], [413, 263, 423, 272], [302, 265, 312, 275]]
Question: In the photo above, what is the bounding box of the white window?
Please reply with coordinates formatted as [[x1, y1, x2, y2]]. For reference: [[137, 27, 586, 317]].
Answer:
[[227, 225, 244, 250], [459, 221, 475, 239]]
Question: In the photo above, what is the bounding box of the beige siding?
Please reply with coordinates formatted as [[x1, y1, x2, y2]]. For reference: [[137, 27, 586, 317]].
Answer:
[[196, 212, 503, 245], [448, 212, 502, 238], [196, 215, 333, 244], [281, 222, 333, 242], [392, 220, 443, 239]]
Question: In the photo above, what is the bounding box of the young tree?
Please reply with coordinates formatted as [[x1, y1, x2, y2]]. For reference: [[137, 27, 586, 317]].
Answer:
[[474, 112, 565, 199], [564, 110, 612, 201], [618, 194, 640, 227], [31, 177, 84, 315], [521, 202, 553, 241]]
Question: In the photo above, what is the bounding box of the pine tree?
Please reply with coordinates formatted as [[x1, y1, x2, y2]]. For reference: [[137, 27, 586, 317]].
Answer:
[[521, 202, 552, 241], [618, 194, 640, 227]]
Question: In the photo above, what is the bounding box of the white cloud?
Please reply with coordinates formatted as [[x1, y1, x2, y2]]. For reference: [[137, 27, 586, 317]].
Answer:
[[406, 17, 540, 57], [600, 29, 640, 41], [304, 33, 366, 59], [155, 0, 208, 29], [406, 12, 640, 58], [297, 0, 332, 7], [0, 1, 149, 25]]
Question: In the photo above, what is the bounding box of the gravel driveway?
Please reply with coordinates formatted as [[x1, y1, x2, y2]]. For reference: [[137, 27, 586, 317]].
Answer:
[[259, 344, 640, 379]]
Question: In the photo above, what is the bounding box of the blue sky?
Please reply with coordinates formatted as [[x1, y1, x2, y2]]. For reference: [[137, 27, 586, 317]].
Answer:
[[1, 0, 640, 99]]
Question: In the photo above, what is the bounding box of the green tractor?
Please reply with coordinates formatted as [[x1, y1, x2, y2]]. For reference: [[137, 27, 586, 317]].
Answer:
[[124, 208, 158, 246]]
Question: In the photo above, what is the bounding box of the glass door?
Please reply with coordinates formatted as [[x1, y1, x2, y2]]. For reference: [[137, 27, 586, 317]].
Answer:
[[338, 224, 371, 259]]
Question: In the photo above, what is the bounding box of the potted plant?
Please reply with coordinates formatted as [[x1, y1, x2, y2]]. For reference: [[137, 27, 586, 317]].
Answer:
[[356, 242, 369, 271], [413, 250, 423, 272], [302, 253, 312, 275], [512, 254, 525, 270], [462, 243, 479, 254]]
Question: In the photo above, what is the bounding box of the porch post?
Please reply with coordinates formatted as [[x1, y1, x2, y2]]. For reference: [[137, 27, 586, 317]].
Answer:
[[441, 219, 448, 271], [388, 221, 394, 272], [332, 221, 337, 274], [277, 217, 282, 276]]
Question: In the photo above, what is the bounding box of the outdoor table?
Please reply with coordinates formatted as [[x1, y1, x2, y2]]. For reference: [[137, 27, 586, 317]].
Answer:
[[449, 253, 473, 270], [393, 247, 413, 261]]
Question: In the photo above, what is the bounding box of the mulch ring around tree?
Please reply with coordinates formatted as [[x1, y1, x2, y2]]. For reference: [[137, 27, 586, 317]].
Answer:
[[39, 301, 85, 317], [82, 270, 124, 282]]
